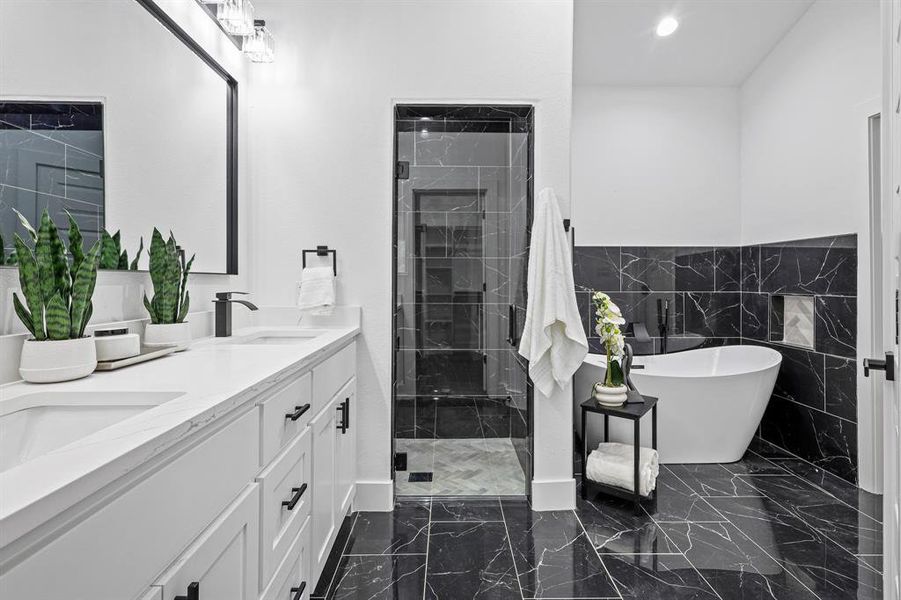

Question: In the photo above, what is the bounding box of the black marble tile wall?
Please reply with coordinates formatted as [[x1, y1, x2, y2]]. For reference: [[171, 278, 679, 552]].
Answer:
[[0, 102, 105, 254], [744, 235, 858, 484], [573, 234, 859, 484], [393, 105, 533, 447]]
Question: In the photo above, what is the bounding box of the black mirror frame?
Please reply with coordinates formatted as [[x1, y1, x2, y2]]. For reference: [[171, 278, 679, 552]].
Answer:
[[136, 0, 239, 274]]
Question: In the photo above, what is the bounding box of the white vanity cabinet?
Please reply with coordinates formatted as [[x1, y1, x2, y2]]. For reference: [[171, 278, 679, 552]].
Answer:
[[0, 339, 357, 600]]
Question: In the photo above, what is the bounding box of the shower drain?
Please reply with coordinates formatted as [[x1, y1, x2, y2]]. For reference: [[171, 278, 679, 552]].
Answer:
[[408, 472, 433, 482]]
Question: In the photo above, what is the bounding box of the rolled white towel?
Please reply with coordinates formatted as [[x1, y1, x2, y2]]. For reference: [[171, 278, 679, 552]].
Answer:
[[297, 266, 336, 315], [585, 442, 659, 497]]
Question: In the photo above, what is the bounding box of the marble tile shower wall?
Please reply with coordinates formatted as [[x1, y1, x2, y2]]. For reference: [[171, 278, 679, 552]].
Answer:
[[393, 110, 531, 441], [573, 234, 859, 484]]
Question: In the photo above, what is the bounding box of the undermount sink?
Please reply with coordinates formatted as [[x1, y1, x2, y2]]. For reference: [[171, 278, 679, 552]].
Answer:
[[0, 391, 184, 473], [223, 329, 328, 346]]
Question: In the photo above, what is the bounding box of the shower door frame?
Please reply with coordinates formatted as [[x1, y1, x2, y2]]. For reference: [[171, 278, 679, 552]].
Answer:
[[390, 103, 535, 498]]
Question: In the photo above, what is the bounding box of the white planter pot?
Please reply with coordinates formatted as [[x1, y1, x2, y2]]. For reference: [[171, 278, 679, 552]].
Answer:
[[19, 337, 97, 383], [144, 322, 192, 352], [593, 383, 628, 407]]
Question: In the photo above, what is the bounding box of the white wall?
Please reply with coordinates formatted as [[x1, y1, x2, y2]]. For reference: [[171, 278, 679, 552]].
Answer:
[[0, 0, 252, 381], [250, 0, 575, 510], [739, 0, 881, 245], [572, 86, 741, 246]]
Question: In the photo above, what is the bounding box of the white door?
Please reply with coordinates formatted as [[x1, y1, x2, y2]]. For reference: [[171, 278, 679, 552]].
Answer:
[[154, 484, 260, 600], [310, 394, 339, 582], [335, 379, 357, 519], [878, 1, 901, 596]]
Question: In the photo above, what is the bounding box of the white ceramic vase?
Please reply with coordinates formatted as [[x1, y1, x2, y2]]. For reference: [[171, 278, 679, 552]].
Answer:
[[593, 382, 628, 407], [144, 322, 192, 352], [19, 336, 97, 383]]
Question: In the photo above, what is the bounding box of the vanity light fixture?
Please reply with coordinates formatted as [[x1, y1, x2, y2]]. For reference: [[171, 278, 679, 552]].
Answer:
[[243, 19, 275, 62], [655, 15, 679, 37], [217, 0, 255, 37]]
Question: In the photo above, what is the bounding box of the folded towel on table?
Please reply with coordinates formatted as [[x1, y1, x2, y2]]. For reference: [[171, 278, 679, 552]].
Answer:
[[585, 442, 659, 497], [297, 266, 336, 315]]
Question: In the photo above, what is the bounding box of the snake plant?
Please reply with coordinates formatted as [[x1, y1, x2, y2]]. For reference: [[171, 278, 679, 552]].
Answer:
[[12, 209, 101, 340], [99, 229, 144, 270], [142, 228, 194, 324]]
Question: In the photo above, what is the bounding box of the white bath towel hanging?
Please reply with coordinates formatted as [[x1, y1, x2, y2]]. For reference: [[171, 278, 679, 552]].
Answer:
[[297, 266, 336, 315], [518, 188, 588, 396]]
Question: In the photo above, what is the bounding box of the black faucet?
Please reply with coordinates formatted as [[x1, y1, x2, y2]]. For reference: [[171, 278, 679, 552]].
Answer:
[[657, 298, 670, 354], [214, 292, 258, 337]]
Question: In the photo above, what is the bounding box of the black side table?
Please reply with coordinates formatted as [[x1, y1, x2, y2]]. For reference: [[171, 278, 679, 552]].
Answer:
[[580, 392, 658, 515]]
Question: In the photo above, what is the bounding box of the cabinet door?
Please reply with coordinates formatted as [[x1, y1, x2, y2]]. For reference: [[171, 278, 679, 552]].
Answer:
[[155, 484, 260, 600], [335, 379, 356, 519], [310, 395, 339, 582]]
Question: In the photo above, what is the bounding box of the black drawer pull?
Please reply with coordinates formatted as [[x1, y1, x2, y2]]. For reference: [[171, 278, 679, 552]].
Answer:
[[282, 483, 308, 510], [175, 582, 199, 600], [285, 404, 311, 421], [290, 582, 306, 600]]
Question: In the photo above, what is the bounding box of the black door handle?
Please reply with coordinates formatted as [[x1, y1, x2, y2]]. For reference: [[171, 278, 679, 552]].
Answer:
[[507, 305, 517, 346], [863, 352, 895, 381], [290, 582, 307, 600], [174, 582, 199, 600], [282, 483, 308, 510], [285, 404, 311, 421], [336, 398, 349, 433]]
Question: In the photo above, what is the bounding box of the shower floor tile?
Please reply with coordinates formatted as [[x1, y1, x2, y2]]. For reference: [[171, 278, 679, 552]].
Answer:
[[395, 437, 526, 496]]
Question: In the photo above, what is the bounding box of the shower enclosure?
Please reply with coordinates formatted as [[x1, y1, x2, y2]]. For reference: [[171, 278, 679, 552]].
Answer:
[[392, 105, 533, 496]]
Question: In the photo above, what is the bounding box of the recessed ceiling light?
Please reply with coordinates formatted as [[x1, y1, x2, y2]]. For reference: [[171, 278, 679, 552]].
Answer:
[[656, 16, 679, 37]]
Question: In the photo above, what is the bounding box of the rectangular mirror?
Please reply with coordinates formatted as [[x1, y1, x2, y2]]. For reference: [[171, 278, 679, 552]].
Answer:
[[0, 0, 237, 274]]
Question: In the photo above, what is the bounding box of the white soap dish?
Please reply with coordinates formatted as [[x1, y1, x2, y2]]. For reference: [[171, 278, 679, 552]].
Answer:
[[95, 345, 177, 371]]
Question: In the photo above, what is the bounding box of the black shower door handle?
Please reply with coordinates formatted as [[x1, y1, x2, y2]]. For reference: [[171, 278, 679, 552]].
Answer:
[[507, 305, 518, 347]]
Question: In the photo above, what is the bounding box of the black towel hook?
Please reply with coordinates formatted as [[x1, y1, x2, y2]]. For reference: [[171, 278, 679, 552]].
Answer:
[[301, 245, 337, 276]]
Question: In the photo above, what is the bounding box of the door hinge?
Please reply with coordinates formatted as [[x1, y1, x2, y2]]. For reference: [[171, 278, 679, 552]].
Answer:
[[863, 352, 895, 381], [396, 161, 410, 180], [394, 452, 408, 471]]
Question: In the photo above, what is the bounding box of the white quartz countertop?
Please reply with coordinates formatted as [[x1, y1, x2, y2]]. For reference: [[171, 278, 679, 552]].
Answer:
[[0, 319, 360, 549]]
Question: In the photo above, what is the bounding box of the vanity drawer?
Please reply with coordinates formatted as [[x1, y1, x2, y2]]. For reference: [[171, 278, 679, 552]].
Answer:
[[256, 427, 312, 590], [261, 518, 311, 600], [0, 407, 260, 600], [313, 342, 355, 411], [260, 372, 313, 466]]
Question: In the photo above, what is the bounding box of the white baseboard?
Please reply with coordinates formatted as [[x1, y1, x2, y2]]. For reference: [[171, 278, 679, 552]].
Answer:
[[353, 479, 394, 511], [531, 478, 576, 511]]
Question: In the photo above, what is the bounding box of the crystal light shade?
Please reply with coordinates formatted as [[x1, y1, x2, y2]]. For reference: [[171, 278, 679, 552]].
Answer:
[[243, 19, 275, 63], [217, 0, 254, 36]]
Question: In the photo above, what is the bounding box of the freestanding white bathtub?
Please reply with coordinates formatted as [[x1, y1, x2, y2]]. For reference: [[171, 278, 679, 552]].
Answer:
[[574, 345, 782, 464]]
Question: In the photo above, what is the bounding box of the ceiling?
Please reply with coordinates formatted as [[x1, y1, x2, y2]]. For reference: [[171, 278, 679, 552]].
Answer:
[[573, 0, 815, 86]]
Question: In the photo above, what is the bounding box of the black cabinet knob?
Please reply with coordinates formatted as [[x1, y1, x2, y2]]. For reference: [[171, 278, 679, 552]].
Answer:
[[290, 582, 307, 600], [174, 582, 199, 600], [282, 483, 308, 510], [285, 404, 311, 421]]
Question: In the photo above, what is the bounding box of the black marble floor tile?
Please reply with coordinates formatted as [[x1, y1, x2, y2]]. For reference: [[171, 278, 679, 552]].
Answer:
[[720, 451, 789, 475], [660, 521, 818, 599], [313, 514, 358, 598], [645, 469, 725, 522], [320, 555, 427, 600], [577, 493, 681, 554], [770, 457, 882, 523], [343, 501, 430, 555], [501, 499, 619, 598], [431, 497, 503, 522], [739, 475, 882, 555], [666, 464, 762, 497], [707, 496, 882, 600], [602, 553, 718, 599], [424, 521, 521, 600]]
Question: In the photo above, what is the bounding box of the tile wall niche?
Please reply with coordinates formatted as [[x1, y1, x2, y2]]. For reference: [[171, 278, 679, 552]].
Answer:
[[572, 234, 859, 484]]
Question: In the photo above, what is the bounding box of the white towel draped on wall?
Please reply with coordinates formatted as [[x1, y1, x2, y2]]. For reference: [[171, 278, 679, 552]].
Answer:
[[297, 266, 336, 315], [517, 188, 588, 396]]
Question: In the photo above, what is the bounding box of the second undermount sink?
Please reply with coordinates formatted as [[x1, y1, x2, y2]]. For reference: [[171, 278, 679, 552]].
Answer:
[[0, 391, 184, 473], [224, 329, 329, 346]]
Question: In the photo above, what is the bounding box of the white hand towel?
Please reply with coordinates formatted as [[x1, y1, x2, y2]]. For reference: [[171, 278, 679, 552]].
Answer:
[[585, 442, 659, 497], [517, 188, 588, 396], [297, 266, 336, 315]]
